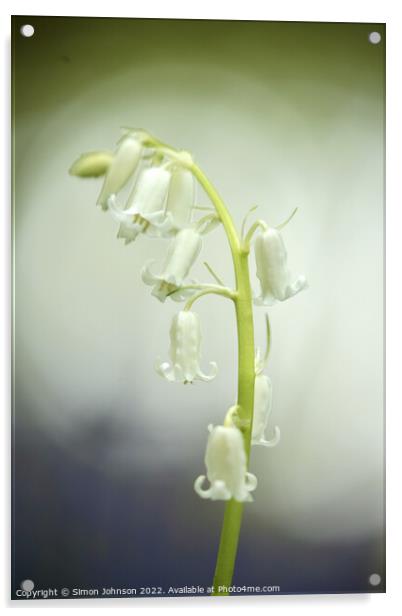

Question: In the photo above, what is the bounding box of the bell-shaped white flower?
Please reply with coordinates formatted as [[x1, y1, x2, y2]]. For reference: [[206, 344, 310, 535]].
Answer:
[[254, 226, 307, 306], [194, 425, 257, 502], [97, 132, 143, 210], [252, 373, 280, 448], [142, 228, 202, 302], [165, 168, 195, 229], [69, 150, 114, 178], [156, 310, 217, 383], [251, 345, 280, 447], [109, 166, 172, 244]]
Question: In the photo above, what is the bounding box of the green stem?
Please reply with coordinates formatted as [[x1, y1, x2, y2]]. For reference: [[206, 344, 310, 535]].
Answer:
[[190, 163, 256, 597]]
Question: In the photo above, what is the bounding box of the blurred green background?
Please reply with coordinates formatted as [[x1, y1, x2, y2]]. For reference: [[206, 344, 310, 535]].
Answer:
[[12, 16, 385, 596]]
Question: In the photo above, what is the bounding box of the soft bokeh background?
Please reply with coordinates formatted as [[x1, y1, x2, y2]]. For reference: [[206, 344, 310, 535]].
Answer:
[[12, 16, 385, 597]]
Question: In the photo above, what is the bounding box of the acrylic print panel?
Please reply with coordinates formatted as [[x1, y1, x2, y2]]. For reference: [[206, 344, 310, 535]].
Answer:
[[12, 16, 385, 600]]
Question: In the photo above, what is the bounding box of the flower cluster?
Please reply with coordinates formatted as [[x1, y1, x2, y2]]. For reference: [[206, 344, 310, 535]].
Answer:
[[70, 129, 197, 244], [69, 129, 307, 506]]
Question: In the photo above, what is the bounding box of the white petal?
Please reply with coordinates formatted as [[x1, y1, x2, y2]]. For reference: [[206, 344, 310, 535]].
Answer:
[[173, 363, 187, 383], [254, 347, 265, 374], [107, 194, 125, 220], [209, 480, 232, 501], [252, 374, 273, 442], [166, 169, 194, 228], [155, 361, 176, 382], [233, 472, 257, 502], [151, 282, 177, 303], [256, 426, 281, 448], [107, 196, 143, 243], [144, 212, 175, 238], [107, 195, 130, 223], [141, 209, 167, 224], [141, 260, 160, 286], [284, 275, 309, 299], [161, 229, 202, 284], [253, 292, 277, 307], [233, 486, 253, 503], [117, 223, 141, 244], [196, 361, 218, 382], [97, 135, 142, 208], [194, 475, 213, 499], [245, 472, 258, 491], [125, 167, 171, 217]]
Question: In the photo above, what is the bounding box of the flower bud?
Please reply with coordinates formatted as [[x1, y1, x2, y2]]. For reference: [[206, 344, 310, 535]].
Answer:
[[156, 310, 217, 383], [97, 133, 143, 209], [69, 150, 113, 178], [194, 425, 257, 502], [142, 228, 202, 301], [254, 227, 307, 306]]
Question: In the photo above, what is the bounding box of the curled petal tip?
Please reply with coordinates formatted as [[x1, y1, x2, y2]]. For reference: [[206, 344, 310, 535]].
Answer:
[[155, 361, 175, 382], [245, 472, 258, 492], [197, 361, 218, 382], [141, 260, 158, 286], [194, 475, 210, 499], [194, 476, 232, 501], [286, 275, 308, 299], [298, 276, 309, 291], [254, 426, 281, 448], [265, 426, 281, 447]]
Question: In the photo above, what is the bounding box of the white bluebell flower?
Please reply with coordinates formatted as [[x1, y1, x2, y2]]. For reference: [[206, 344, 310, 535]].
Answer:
[[254, 226, 307, 306], [252, 374, 280, 447], [156, 310, 217, 383], [109, 166, 172, 243], [194, 425, 257, 502], [251, 346, 280, 448], [141, 228, 202, 301], [97, 132, 144, 210]]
